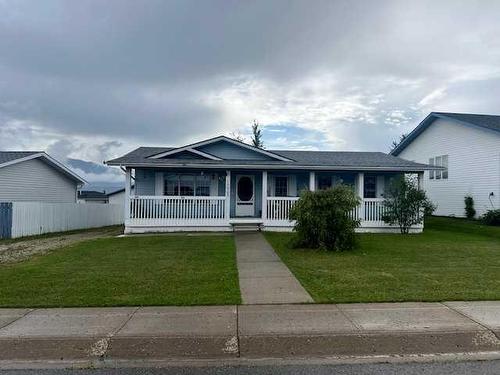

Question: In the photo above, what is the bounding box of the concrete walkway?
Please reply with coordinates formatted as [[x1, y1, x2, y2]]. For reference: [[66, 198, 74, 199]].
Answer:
[[234, 232, 313, 304], [0, 302, 499, 362]]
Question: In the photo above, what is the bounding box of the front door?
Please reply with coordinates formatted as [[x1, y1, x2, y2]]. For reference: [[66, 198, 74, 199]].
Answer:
[[236, 175, 255, 216]]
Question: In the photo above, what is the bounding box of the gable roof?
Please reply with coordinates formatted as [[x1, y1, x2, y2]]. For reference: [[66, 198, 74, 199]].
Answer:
[[148, 136, 294, 162], [106, 144, 437, 172], [0, 151, 86, 184], [391, 112, 500, 156]]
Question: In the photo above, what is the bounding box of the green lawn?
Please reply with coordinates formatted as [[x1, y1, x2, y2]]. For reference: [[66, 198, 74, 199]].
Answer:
[[264, 217, 500, 303], [0, 234, 240, 307]]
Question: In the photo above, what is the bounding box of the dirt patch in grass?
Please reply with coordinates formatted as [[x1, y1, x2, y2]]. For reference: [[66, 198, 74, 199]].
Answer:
[[0, 226, 123, 264]]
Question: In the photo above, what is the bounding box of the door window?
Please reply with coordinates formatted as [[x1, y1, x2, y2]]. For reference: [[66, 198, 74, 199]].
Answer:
[[237, 176, 253, 201]]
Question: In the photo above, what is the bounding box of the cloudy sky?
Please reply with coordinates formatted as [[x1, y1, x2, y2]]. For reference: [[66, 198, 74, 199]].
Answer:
[[1, 0, 500, 188]]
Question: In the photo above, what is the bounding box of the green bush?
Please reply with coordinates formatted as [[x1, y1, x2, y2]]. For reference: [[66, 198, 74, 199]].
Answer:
[[382, 175, 436, 234], [289, 185, 361, 251], [464, 196, 476, 219], [481, 209, 500, 226]]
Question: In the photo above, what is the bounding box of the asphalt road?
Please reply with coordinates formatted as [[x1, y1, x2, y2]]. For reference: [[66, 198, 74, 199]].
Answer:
[[2, 360, 500, 375]]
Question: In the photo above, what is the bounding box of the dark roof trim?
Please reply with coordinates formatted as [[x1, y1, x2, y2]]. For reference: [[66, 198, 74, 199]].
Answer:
[[391, 112, 500, 156], [106, 161, 439, 172]]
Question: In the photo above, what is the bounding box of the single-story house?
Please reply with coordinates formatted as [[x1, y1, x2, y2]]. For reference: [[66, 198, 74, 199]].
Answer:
[[77, 190, 109, 204], [391, 112, 500, 217], [0, 151, 85, 203], [107, 185, 135, 206], [106, 136, 437, 233]]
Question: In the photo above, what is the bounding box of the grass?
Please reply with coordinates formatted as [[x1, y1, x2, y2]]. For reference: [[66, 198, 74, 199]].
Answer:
[[264, 217, 500, 303], [0, 234, 241, 307]]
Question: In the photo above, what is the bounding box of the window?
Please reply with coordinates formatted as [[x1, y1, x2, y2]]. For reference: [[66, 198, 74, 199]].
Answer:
[[318, 175, 332, 190], [435, 156, 442, 179], [179, 175, 195, 195], [274, 176, 288, 197], [195, 175, 211, 196], [164, 174, 213, 196], [429, 155, 448, 180], [441, 155, 448, 179], [364, 176, 377, 198]]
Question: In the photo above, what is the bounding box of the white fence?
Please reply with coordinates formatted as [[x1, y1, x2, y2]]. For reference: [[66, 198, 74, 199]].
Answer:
[[10, 202, 123, 238]]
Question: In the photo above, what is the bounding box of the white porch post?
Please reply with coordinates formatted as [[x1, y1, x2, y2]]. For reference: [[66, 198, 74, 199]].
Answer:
[[309, 171, 316, 191], [262, 171, 268, 220], [124, 167, 131, 221], [357, 172, 364, 221], [225, 170, 231, 220]]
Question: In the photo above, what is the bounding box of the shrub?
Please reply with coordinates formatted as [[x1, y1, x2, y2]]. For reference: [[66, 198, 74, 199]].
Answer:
[[481, 209, 500, 226], [464, 196, 476, 219], [289, 185, 361, 251], [382, 175, 436, 234]]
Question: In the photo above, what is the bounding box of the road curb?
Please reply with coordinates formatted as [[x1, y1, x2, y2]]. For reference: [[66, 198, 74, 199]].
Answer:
[[0, 330, 498, 361], [239, 330, 500, 358]]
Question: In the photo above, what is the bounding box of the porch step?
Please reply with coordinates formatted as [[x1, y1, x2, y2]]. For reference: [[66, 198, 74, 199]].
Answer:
[[229, 218, 263, 232], [231, 223, 262, 232]]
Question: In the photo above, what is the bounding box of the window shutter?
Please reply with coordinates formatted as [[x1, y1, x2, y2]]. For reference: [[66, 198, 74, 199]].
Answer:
[[288, 175, 297, 197], [155, 172, 163, 195], [435, 156, 442, 179], [210, 173, 218, 196], [268, 175, 275, 197], [376, 176, 385, 197], [429, 158, 434, 179], [442, 155, 448, 179]]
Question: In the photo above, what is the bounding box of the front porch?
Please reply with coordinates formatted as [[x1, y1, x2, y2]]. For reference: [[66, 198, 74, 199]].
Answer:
[[124, 169, 424, 233]]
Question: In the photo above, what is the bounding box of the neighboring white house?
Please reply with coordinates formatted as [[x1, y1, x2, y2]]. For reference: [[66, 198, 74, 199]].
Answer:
[[107, 185, 134, 207], [391, 112, 500, 218], [0, 151, 85, 203]]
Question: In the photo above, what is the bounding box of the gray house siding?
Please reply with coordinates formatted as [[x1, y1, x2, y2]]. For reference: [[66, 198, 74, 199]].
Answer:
[[134, 169, 156, 195], [197, 141, 274, 160], [0, 158, 78, 203]]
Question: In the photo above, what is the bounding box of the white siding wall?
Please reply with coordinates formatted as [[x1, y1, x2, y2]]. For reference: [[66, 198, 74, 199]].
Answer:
[[398, 118, 500, 217], [108, 191, 125, 206], [0, 158, 78, 203]]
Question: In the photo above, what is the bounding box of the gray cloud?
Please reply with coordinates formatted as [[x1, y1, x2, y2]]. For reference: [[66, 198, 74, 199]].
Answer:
[[1, 0, 500, 182]]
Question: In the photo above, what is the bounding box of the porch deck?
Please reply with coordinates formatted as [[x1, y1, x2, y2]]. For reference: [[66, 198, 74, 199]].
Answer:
[[124, 195, 422, 233]]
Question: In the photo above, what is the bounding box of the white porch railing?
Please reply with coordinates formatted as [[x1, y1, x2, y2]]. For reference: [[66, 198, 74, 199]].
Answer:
[[266, 197, 300, 222], [128, 196, 227, 227], [363, 198, 388, 223], [127, 196, 422, 231]]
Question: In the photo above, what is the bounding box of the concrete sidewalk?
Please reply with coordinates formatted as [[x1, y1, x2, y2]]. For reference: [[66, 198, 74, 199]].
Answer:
[[235, 232, 313, 304], [0, 301, 499, 362]]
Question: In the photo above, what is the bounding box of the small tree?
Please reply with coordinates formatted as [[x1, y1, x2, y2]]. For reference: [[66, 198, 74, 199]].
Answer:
[[382, 175, 435, 234], [464, 195, 476, 219], [289, 185, 361, 251], [251, 120, 264, 148], [390, 133, 408, 152]]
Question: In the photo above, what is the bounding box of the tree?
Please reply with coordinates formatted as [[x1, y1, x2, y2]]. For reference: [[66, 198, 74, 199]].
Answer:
[[382, 175, 436, 234], [251, 120, 264, 148], [289, 185, 361, 251], [229, 130, 245, 143], [390, 133, 408, 152], [464, 195, 476, 219]]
